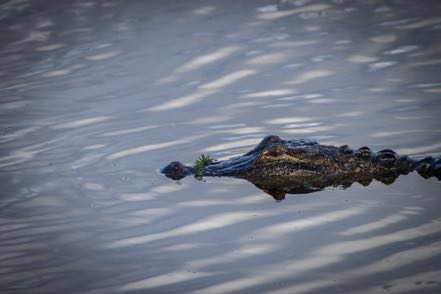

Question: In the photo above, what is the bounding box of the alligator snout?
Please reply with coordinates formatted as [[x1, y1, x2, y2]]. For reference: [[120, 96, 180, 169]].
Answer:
[[161, 161, 193, 180]]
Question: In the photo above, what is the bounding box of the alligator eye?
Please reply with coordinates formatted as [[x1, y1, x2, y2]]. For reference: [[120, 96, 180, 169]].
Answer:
[[267, 146, 287, 157]]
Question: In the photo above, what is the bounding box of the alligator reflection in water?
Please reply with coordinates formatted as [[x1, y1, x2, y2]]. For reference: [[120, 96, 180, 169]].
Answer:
[[162, 135, 441, 200]]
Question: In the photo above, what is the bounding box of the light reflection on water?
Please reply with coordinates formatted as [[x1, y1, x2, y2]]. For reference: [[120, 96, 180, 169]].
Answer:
[[1, 0, 441, 293]]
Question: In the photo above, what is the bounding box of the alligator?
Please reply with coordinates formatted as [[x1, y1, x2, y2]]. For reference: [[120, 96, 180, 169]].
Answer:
[[161, 135, 441, 200]]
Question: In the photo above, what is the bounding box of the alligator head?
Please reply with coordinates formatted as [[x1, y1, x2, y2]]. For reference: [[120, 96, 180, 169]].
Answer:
[[162, 135, 320, 178]]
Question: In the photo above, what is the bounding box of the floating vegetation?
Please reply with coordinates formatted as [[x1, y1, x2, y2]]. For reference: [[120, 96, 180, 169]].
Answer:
[[194, 154, 214, 180]]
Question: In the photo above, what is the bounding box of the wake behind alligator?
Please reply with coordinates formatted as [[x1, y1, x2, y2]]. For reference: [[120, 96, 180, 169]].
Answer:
[[162, 135, 441, 200]]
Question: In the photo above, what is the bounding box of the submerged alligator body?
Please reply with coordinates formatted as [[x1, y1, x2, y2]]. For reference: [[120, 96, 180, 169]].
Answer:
[[162, 135, 441, 200]]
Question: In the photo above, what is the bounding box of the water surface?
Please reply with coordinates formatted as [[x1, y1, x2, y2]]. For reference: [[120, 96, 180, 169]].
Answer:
[[1, 0, 441, 293]]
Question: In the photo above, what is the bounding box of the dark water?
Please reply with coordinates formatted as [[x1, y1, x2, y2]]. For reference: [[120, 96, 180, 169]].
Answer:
[[1, 0, 441, 293]]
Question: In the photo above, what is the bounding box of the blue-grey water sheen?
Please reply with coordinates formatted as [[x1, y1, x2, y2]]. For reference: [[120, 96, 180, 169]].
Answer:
[[1, 0, 441, 293]]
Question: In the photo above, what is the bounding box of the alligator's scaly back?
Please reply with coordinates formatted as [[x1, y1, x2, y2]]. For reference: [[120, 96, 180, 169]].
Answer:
[[162, 135, 441, 200]]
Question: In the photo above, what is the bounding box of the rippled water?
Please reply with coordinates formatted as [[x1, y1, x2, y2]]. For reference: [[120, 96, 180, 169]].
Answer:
[[1, 0, 441, 293]]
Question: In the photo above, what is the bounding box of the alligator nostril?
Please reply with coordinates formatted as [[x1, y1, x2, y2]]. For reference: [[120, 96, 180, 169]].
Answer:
[[161, 161, 188, 180]]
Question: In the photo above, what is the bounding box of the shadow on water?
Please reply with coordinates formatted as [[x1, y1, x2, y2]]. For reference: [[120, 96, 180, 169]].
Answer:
[[1, 0, 441, 293]]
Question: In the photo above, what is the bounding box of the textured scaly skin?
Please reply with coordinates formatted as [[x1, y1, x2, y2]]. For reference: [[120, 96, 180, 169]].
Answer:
[[162, 135, 440, 199]]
